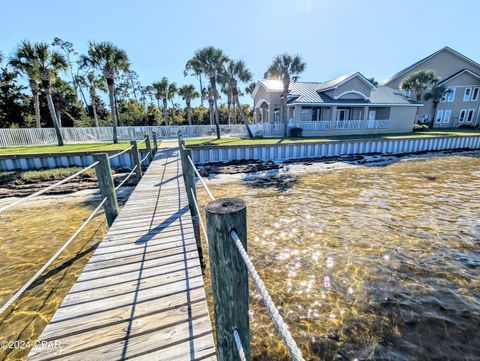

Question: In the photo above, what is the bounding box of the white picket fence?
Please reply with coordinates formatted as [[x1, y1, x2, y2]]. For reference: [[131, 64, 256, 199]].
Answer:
[[0, 125, 250, 147]]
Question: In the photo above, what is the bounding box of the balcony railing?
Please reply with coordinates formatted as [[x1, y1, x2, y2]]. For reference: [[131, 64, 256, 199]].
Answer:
[[290, 119, 390, 131]]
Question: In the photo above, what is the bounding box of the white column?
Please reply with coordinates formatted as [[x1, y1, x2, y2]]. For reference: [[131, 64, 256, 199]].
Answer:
[[331, 106, 337, 121], [363, 106, 369, 127]]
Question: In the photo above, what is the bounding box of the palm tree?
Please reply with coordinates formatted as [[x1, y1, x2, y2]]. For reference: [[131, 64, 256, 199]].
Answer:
[[178, 85, 199, 125], [184, 58, 205, 107], [144, 85, 154, 104], [188, 47, 228, 139], [219, 79, 233, 124], [223, 60, 254, 137], [424, 84, 450, 127], [265, 53, 306, 136], [167, 82, 177, 109], [400, 69, 439, 124], [9, 41, 43, 128], [11, 42, 67, 144], [83, 41, 129, 143], [152, 78, 170, 125], [77, 72, 107, 127]]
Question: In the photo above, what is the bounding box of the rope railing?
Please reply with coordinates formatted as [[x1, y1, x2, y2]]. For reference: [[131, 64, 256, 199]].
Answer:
[[232, 329, 247, 361], [108, 144, 133, 160], [190, 187, 209, 246], [137, 137, 147, 145], [0, 136, 159, 316], [140, 152, 150, 164], [0, 196, 107, 316], [181, 141, 305, 361], [186, 155, 215, 201], [0, 161, 99, 214], [231, 230, 305, 361], [115, 165, 138, 191]]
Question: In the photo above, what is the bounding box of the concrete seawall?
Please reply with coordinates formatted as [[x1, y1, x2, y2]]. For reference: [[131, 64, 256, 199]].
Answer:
[[190, 136, 480, 164], [0, 149, 150, 171]]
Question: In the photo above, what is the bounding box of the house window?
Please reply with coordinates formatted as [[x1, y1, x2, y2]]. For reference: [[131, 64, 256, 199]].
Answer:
[[464, 87, 472, 101], [301, 107, 312, 121], [403, 89, 412, 98], [441, 88, 456, 103], [472, 87, 479, 102], [446, 88, 455, 102], [466, 109, 475, 122], [459, 109, 467, 122], [435, 110, 444, 123], [443, 110, 451, 123]]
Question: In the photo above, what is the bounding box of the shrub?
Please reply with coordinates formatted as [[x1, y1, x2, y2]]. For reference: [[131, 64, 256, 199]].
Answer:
[[413, 124, 429, 132], [289, 127, 303, 137]]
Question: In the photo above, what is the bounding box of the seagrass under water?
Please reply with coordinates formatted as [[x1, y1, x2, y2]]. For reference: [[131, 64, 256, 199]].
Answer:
[[198, 154, 480, 361], [0, 197, 108, 361]]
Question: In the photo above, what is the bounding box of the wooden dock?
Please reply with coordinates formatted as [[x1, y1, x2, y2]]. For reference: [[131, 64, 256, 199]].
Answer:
[[28, 143, 216, 361]]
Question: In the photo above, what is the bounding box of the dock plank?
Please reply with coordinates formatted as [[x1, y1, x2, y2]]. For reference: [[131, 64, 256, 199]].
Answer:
[[28, 145, 216, 361]]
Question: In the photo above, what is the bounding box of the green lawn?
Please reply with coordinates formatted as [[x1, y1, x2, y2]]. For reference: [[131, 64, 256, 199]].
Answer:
[[0, 141, 156, 156], [186, 129, 480, 147]]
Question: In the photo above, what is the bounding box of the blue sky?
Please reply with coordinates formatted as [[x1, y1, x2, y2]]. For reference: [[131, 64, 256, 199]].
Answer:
[[1, 0, 479, 104]]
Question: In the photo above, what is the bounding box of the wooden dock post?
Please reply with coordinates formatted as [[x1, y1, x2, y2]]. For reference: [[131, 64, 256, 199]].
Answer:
[[145, 135, 153, 163], [152, 131, 159, 153], [180, 147, 203, 263], [178, 132, 185, 149], [130, 140, 143, 180], [206, 198, 250, 361], [93, 153, 119, 227]]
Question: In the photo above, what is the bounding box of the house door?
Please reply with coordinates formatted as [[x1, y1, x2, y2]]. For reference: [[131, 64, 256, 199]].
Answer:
[[368, 110, 376, 128], [336, 109, 350, 121]]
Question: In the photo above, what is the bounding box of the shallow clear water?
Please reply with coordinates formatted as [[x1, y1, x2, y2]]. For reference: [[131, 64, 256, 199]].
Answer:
[[198, 154, 480, 361], [0, 196, 108, 361]]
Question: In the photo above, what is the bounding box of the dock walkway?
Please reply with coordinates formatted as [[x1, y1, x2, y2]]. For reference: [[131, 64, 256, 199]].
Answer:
[[29, 143, 216, 361]]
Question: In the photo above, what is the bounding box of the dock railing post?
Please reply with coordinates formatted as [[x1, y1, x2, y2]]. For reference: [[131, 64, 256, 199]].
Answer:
[[180, 147, 203, 263], [178, 132, 185, 149], [206, 198, 250, 361], [130, 140, 143, 180], [144, 135, 153, 163], [152, 131, 158, 153], [93, 153, 119, 227]]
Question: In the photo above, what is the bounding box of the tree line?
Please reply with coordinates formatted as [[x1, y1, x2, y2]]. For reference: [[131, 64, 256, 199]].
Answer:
[[0, 38, 310, 144]]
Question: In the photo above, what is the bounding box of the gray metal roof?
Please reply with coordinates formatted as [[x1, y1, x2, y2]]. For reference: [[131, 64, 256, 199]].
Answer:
[[287, 82, 416, 105]]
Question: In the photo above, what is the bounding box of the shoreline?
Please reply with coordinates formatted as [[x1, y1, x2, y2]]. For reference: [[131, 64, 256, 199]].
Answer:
[[197, 149, 480, 185]]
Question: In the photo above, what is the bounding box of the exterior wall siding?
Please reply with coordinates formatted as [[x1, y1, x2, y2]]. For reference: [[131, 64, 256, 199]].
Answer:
[[191, 135, 480, 164], [432, 73, 480, 128], [384, 49, 480, 125], [333, 77, 372, 99]]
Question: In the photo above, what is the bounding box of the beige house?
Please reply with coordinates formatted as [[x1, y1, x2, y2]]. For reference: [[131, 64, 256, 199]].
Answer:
[[252, 72, 420, 136], [382, 46, 480, 128]]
